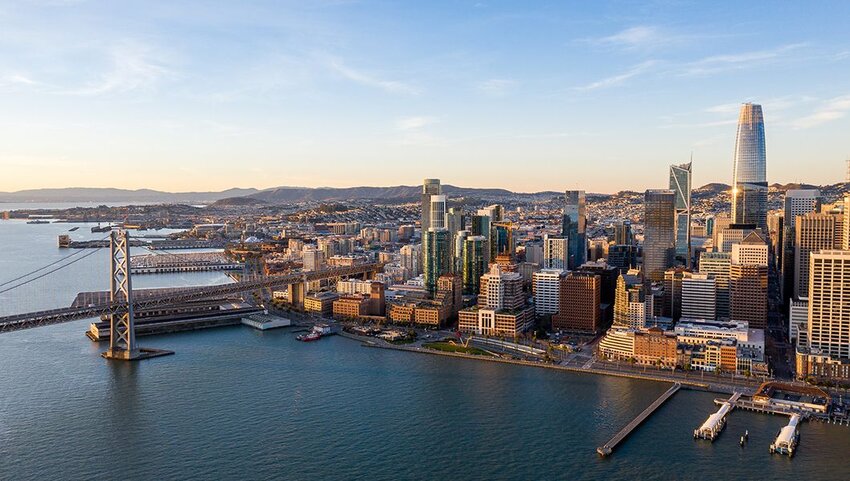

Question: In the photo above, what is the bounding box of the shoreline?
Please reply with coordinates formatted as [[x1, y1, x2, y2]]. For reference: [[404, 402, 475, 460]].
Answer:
[[335, 331, 740, 395]]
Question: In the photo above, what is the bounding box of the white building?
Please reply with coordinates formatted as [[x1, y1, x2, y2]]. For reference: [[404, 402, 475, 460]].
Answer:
[[807, 250, 850, 359], [543, 234, 569, 270], [698, 252, 731, 320], [302, 245, 324, 272], [674, 320, 764, 355], [532, 269, 565, 317], [789, 298, 809, 347], [681, 272, 716, 321]]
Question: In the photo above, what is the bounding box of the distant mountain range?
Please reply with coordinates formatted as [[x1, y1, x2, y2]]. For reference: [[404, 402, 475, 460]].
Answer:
[[1, 182, 845, 205]]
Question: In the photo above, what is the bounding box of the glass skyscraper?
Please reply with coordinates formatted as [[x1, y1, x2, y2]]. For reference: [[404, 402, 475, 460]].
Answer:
[[420, 178, 441, 231], [423, 228, 451, 295], [643, 189, 676, 283], [462, 235, 488, 294], [732, 103, 767, 230], [669, 162, 692, 267], [562, 190, 587, 269]]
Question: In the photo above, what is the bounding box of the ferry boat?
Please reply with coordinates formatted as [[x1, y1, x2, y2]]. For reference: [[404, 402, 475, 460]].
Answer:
[[297, 331, 321, 342]]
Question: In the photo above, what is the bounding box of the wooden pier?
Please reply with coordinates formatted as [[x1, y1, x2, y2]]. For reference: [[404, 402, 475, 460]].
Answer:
[[597, 383, 681, 457]]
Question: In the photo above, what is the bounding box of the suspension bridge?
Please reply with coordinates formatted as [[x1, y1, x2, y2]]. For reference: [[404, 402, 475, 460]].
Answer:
[[0, 230, 384, 360]]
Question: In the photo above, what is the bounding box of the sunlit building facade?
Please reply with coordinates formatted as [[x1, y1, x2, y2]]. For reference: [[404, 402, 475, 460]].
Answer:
[[731, 103, 768, 230]]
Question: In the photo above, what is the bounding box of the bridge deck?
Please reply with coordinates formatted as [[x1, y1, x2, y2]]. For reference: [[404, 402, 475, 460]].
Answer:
[[597, 383, 681, 456]]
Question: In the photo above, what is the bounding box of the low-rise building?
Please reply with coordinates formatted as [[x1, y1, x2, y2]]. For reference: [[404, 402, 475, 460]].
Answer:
[[304, 291, 339, 317]]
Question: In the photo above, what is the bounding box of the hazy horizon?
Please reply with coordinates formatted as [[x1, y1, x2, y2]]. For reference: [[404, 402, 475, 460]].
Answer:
[[2, 2, 849, 192]]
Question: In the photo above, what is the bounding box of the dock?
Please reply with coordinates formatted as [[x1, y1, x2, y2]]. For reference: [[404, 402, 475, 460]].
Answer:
[[694, 392, 741, 441], [597, 382, 681, 456]]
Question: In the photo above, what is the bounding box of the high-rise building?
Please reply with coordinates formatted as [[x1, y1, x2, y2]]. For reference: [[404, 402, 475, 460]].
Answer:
[[731, 103, 768, 230], [490, 221, 515, 262], [698, 252, 731, 320], [806, 250, 850, 359], [533, 269, 566, 317], [662, 267, 687, 321], [471, 214, 491, 240], [794, 213, 836, 300], [453, 230, 470, 273], [670, 162, 692, 267], [613, 221, 633, 246], [446, 207, 465, 236], [681, 272, 717, 321], [562, 191, 587, 269], [458, 264, 534, 336], [552, 272, 601, 334], [643, 189, 676, 282], [422, 228, 451, 295], [420, 179, 441, 231], [710, 214, 732, 250], [429, 195, 447, 230], [302, 245, 324, 272], [781, 190, 822, 302], [543, 234, 569, 270], [399, 244, 421, 278], [461, 235, 488, 295], [729, 232, 769, 329], [613, 270, 652, 329], [716, 224, 760, 253], [607, 244, 638, 273]]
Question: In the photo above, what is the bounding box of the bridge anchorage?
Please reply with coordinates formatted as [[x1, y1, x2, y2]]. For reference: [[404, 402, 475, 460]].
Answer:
[[102, 230, 173, 361]]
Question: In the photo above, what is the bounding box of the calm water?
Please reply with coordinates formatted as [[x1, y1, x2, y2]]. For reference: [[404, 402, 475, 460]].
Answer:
[[1, 220, 849, 480]]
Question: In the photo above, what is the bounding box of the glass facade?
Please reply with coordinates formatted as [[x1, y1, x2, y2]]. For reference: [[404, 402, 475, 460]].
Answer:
[[669, 162, 692, 267], [423, 228, 451, 295], [643, 189, 676, 282], [732, 104, 767, 230], [462, 236, 488, 295], [562, 190, 587, 269]]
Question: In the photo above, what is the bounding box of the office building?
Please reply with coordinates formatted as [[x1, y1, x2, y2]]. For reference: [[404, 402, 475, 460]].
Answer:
[[429, 195, 447, 230], [613, 221, 633, 246], [446, 207, 465, 236], [729, 233, 768, 329], [562, 190, 587, 269], [613, 270, 651, 329], [458, 264, 534, 336], [491, 221, 515, 262], [670, 162, 692, 267], [399, 244, 421, 278], [794, 213, 837, 300], [731, 103, 768, 230], [302, 245, 324, 272], [699, 252, 731, 320], [422, 228, 451, 295], [533, 269, 566, 317], [681, 272, 716, 320], [643, 189, 676, 282], [607, 244, 638, 273], [552, 272, 601, 334], [421, 179, 441, 231], [543, 234, 569, 270], [461, 235, 488, 295], [781, 190, 821, 301]]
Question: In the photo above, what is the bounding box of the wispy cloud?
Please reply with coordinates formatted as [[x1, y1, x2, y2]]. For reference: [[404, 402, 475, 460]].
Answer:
[[792, 95, 850, 129], [64, 41, 171, 96], [396, 116, 438, 131], [681, 43, 807, 76], [474, 78, 516, 97], [393, 115, 442, 146], [591, 26, 666, 50], [573, 60, 656, 91], [327, 58, 420, 95]]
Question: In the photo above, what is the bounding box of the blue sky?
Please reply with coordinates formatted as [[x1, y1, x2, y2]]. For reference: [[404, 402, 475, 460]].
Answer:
[[1, 1, 849, 193]]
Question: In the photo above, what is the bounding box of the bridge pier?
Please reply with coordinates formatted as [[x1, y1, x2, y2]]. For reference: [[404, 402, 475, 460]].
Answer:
[[287, 278, 308, 310], [102, 230, 172, 361]]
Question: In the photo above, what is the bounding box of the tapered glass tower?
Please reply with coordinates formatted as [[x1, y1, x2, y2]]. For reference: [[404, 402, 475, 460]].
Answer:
[[669, 162, 692, 267], [732, 103, 767, 230]]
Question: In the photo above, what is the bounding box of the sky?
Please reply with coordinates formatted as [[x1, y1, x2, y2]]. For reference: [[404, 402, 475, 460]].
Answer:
[[1, 1, 849, 193]]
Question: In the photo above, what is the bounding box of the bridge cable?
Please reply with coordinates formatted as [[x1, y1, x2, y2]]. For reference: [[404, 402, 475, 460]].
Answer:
[[0, 234, 111, 288], [0, 246, 105, 295]]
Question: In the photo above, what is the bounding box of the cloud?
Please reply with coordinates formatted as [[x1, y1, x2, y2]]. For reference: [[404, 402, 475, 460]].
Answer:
[[593, 26, 664, 49], [396, 116, 437, 131], [475, 78, 516, 97], [681, 43, 807, 76], [66, 42, 171, 96], [326, 58, 420, 95], [791, 95, 850, 129], [573, 61, 656, 91]]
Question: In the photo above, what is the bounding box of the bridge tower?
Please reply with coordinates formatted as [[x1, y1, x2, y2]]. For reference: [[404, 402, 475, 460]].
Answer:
[[102, 230, 171, 361]]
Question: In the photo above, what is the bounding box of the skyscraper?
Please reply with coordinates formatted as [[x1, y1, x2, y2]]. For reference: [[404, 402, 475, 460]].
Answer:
[[794, 213, 837, 300], [669, 162, 692, 267], [562, 190, 587, 269], [543, 234, 569, 270], [423, 228, 451, 295], [698, 252, 731, 320], [643, 189, 676, 282], [490, 221, 515, 262], [421, 179, 441, 231], [461, 235, 488, 295], [731, 103, 768, 230], [729, 232, 769, 329], [552, 272, 601, 334], [429, 195, 447, 230], [782, 190, 821, 301]]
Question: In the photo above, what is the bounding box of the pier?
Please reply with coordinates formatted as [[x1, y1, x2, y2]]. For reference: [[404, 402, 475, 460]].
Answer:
[[129, 252, 241, 274], [597, 382, 681, 457], [694, 392, 741, 441]]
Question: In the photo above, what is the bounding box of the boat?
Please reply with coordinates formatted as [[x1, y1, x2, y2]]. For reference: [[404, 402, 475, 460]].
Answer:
[[69, 227, 79, 232], [297, 331, 321, 342], [91, 224, 112, 233], [26, 219, 50, 224], [740, 436, 745, 447]]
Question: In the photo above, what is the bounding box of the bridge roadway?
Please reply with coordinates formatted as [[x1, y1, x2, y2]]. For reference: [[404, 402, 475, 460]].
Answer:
[[0, 262, 384, 333]]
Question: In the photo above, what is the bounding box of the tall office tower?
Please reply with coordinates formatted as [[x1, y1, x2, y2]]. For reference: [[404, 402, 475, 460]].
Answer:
[[643, 189, 676, 282], [533, 269, 566, 317], [399, 243, 421, 278], [453, 230, 470, 273], [731, 103, 768, 230], [782, 189, 821, 300], [446, 207, 465, 236], [422, 228, 451, 295], [524, 241, 544, 266], [543, 234, 569, 270], [429, 195, 447, 230], [552, 272, 601, 333], [302, 245, 324, 272], [698, 252, 731, 320], [607, 244, 638, 273], [420, 179, 441, 231], [479, 204, 504, 223], [670, 162, 692, 267], [844, 196, 850, 250], [662, 267, 687, 321], [490, 221, 515, 262], [823, 202, 845, 249], [710, 214, 732, 250], [562, 191, 587, 269], [613, 221, 633, 246], [613, 271, 651, 329], [729, 232, 769, 329], [807, 250, 850, 359], [471, 214, 491, 239], [461, 235, 488, 295], [681, 272, 717, 321], [794, 213, 837, 300]]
